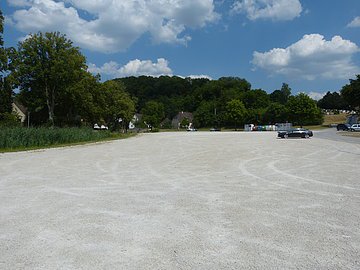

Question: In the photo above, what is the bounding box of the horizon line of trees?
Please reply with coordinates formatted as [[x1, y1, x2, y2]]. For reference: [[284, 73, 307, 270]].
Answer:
[[115, 76, 325, 128], [1, 10, 359, 130]]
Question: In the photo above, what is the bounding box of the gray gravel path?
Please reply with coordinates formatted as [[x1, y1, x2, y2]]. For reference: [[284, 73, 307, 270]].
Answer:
[[1, 132, 360, 269]]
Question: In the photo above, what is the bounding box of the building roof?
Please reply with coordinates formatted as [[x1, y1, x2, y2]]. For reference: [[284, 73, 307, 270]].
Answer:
[[13, 100, 27, 114]]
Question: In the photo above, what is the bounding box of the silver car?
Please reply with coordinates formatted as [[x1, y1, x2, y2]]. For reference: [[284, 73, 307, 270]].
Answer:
[[350, 124, 360, 132]]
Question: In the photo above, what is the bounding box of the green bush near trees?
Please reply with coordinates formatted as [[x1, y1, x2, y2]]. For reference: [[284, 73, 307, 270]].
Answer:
[[0, 112, 21, 127]]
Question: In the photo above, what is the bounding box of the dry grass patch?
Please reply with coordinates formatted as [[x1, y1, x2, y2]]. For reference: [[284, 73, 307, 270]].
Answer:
[[323, 113, 348, 125]]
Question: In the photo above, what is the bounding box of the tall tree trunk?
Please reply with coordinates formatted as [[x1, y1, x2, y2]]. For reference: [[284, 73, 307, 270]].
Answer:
[[45, 83, 54, 126], [51, 86, 55, 125]]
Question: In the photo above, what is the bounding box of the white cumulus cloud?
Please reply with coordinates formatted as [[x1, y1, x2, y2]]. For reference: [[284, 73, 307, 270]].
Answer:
[[186, 75, 213, 80], [347, 16, 360, 28], [307, 91, 326, 101], [231, 0, 302, 21], [7, 0, 219, 53], [88, 59, 213, 80], [252, 34, 360, 80], [88, 58, 173, 78]]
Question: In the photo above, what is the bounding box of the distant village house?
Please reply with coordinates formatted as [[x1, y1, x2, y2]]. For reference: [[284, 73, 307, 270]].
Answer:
[[12, 101, 27, 124], [172, 111, 193, 129]]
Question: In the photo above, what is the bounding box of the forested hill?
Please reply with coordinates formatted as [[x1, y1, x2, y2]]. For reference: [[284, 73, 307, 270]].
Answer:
[[113, 76, 253, 120], [113, 75, 323, 128], [114, 74, 360, 129]]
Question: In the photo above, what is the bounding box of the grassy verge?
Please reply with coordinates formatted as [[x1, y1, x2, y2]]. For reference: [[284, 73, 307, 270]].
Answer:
[[0, 127, 135, 153]]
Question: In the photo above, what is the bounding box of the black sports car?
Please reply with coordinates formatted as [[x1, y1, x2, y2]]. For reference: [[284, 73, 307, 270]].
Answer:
[[278, 128, 313, 139]]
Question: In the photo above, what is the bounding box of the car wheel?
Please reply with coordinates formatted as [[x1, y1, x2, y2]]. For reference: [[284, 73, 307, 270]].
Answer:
[[284, 134, 288, 139], [305, 134, 309, 139]]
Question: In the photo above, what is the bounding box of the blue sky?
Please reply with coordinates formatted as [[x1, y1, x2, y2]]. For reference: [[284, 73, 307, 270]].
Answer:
[[1, 0, 360, 99]]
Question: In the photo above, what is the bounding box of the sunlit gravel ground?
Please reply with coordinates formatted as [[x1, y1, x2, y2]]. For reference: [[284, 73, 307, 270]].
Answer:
[[1, 131, 359, 269]]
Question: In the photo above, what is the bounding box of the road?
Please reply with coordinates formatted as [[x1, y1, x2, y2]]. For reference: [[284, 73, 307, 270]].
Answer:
[[1, 132, 359, 269], [315, 127, 360, 144]]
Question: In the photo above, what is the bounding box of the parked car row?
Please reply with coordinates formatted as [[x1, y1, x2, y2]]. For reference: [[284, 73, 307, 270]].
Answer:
[[336, 123, 360, 132]]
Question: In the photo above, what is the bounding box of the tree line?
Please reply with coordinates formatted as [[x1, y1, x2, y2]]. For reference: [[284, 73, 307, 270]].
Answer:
[[116, 76, 325, 128], [1, 11, 359, 130]]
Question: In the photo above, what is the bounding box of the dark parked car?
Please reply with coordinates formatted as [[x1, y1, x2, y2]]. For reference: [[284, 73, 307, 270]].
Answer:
[[278, 128, 313, 139], [336, 123, 350, 131]]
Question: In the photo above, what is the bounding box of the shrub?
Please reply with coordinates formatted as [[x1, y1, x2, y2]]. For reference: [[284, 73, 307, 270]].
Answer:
[[0, 113, 21, 127], [0, 127, 113, 150]]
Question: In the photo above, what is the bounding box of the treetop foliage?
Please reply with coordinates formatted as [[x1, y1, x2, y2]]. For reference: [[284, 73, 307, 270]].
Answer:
[[0, 10, 15, 120], [0, 10, 3, 47], [317, 91, 348, 110], [114, 75, 326, 128], [341, 75, 360, 112], [16, 32, 88, 125]]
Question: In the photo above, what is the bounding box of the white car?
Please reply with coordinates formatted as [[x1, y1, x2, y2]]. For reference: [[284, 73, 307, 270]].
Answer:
[[187, 128, 197, 132], [350, 124, 360, 132]]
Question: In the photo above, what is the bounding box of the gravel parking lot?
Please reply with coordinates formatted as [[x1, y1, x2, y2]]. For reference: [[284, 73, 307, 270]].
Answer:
[[1, 131, 360, 269]]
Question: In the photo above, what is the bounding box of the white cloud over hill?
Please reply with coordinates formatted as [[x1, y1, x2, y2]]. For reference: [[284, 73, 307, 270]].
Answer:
[[88, 58, 173, 78]]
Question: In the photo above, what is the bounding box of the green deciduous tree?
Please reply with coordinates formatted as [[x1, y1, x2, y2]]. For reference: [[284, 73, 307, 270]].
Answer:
[[141, 100, 165, 128], [263, 103, 288, 124], [226, 99, 246, 130], [317, 91, 348, 110], [62, 72, 103, 126], [16, 32, 87, 126], [241, 89, 270, 109], [193, 101, 218, 128], [101, 81, 136, 131], [0, 10, 16, 124], [0, 10, 5, 74], [0, 10, 3, 46], [269, 83, 291, 105], [0, 10, 10, 114], [341, 75, 360, 112], [286, 93, 323, 126]]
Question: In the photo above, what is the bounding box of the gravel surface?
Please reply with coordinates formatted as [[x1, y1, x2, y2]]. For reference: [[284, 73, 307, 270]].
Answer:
[[1, 131, 360, 269]]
